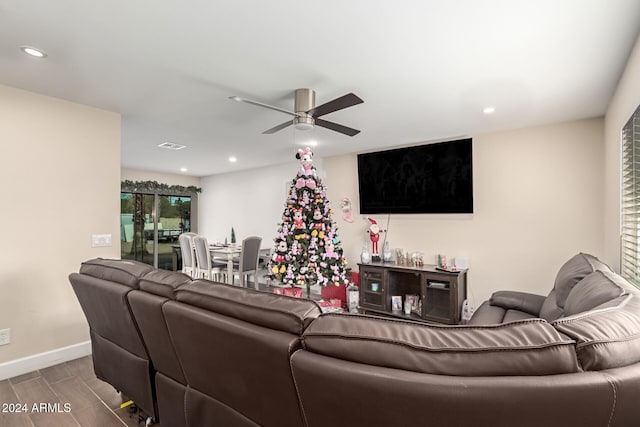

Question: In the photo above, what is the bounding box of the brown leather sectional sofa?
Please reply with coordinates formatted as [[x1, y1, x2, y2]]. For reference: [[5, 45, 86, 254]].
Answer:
[[69, 255, 640, 426]]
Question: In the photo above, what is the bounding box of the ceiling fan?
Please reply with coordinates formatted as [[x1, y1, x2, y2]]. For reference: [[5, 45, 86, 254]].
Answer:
[[229, 88, 363, 136]]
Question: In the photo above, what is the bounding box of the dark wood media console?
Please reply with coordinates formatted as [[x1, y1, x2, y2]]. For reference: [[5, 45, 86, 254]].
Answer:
[[358, 261, 467, 324]]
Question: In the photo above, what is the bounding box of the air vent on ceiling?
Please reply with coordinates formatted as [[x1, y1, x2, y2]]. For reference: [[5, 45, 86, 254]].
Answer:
[[157, 142, 186, 150]]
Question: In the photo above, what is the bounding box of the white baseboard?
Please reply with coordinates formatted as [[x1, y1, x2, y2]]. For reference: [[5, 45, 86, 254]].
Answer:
[[0, 341, 92, 381]]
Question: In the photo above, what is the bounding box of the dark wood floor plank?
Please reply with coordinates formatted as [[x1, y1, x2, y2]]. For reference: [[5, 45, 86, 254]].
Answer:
[[0, 380, 35, 427], [113, 407, 143, 427], [0, 412, 35, 427], [64, 356, 95, 382], [83, 377, 125, 410], [72, 402, 127, 427], [49, 376, 100, 412], [40, 363, 72, 384], [8, 371, 40, 385], [5, 356, 161, 426], [0, 379, 18, 403], [29, 411, 80, 427], [11, 377, 60, 407]]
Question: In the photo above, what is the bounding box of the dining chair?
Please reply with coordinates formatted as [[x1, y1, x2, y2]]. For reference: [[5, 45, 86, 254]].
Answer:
[[193, 235, 225, 281], [178, 232, 197, 278], [231, 236, 262, 289]]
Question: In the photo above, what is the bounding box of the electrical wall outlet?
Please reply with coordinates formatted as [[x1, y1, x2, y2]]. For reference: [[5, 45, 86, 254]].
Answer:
[[0, 328, 10, 346]]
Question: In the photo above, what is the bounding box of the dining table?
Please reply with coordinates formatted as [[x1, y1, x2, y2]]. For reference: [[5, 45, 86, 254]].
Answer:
[[209, 245, 271, 285]]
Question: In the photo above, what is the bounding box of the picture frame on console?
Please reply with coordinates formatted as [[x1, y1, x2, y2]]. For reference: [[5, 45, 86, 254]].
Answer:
[[405, 294, 419, 314], [391, 295, 402, 311]]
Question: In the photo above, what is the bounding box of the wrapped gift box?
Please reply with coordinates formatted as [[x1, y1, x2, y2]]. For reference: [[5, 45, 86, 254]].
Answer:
[[272, 286, 304, 298], [320, 284, 347, 305], [283, 287, 304, 298], [350, 271, 360, 286], [317, 299, 344, 313]]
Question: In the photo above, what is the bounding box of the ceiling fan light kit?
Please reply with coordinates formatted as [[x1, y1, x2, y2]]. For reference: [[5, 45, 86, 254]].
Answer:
[[229, 88, 363, 136], [294, 115, 315, 131]]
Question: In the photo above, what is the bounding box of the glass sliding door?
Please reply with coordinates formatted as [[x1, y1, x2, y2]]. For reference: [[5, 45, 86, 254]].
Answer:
[[120, 192, 156, 266], [156, 195, 191, 270], [120, 192, 193, 270]]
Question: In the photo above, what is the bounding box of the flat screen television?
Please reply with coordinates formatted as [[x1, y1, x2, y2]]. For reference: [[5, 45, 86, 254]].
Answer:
[[357, 138, 473, 214]]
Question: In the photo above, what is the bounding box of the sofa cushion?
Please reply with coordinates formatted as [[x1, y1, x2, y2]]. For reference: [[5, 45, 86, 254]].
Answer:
[[79, 258, 154, 288], [468, 301, 537, 325], [303, 314, 580, 376], [467, 301, 506, 325], [540, 253, 612, 321], [503, 309, 537, 323], [563, 271, 625, 317], [139, 269, 192, 299], [552, 271, 640, 370], [539, 290, 564, 322], [176, 280, 322, 335], [552, 253, 612, 308]]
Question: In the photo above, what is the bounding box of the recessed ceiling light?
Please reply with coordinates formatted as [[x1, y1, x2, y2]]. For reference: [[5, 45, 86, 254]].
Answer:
[[180, 167, 188, 173], [483, 107, 496, 114], [20, 46, 47, 58], [228, 156, 237, 163]]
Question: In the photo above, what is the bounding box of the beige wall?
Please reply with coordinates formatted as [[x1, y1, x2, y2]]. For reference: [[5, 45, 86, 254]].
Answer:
[[604, 34, 640, 272], [0, 85, 120, 363], [324, 118, 605, 306], [198, 159, 323, 246]]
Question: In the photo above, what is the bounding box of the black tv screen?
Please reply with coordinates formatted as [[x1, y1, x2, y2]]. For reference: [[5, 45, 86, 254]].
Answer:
[[357, 138, 473, 214]]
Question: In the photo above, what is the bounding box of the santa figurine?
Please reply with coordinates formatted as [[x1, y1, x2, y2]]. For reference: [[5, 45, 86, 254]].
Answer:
[[367, 217, 385, 261]]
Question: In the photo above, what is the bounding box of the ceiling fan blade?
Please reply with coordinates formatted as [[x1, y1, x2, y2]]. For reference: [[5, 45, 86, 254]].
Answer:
[[229, 96, 302, 117], [262, 120, 293, 134], [308, 93, 363, 118], [314, 118, 360, 136]]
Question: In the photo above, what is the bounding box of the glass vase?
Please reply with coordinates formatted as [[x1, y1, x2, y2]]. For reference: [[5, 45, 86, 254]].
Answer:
[[361, 243, 371, 264], [382, 241, 392, 262]]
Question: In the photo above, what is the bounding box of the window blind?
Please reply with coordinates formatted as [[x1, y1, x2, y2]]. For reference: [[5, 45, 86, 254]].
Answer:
[[621, 104, 640, 287]]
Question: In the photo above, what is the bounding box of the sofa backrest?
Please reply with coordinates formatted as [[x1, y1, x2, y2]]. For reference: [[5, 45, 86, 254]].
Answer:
[[540, 252, 613, 321], [300, 314, 580, 376], [291, 351, 632, 427], [68, 258, 157, 420], [128, 269, 192, 427], [176, 279, 320, 334], [163, 280, 321, 427], [292, 313, 637, 427], [129, 269, 191, 383]]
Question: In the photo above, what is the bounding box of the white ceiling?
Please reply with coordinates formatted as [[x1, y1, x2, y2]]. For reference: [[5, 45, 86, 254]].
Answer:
[[1, 1, 639, 176]]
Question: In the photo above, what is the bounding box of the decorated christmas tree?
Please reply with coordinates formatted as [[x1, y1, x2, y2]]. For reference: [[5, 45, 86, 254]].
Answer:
[[267, 147, 349, 294]]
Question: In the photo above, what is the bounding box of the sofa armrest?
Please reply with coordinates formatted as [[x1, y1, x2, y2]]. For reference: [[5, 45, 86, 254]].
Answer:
[[490, 291, 546, 316]]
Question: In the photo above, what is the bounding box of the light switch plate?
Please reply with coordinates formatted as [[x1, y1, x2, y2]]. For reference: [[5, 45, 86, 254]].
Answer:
[[91, 234, 112, 247], [0, 328, 10, 346]]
